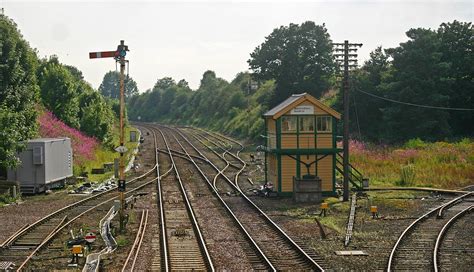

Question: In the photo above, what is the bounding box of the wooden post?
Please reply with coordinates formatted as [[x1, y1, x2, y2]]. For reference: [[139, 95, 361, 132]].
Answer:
[[343, 40, 350, 202]]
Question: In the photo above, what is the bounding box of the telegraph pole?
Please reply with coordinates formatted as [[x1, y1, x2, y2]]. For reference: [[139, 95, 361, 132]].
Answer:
[[90, 40, 129, 231], [333, 40, 362, 201]]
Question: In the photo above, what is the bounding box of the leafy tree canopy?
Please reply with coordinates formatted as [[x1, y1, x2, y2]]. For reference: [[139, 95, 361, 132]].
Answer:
[[0, 14, 39, 168], [338, 21, 473, 143], [248, 21, 336, 106], [37, 56, 80, 128], [99, 71, 139, 99]]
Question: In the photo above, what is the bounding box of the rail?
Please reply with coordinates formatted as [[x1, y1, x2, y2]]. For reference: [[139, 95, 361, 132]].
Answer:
[[163, 127, 275, 271], [187, 130, 245, 189], [122, 209, 149, 272], [386, 191, 473, 271], [157, 128, 215, 271], [433, 205, 473, 272], [1, 164, 157, 250], [438, 192, 473, 218], [16, 216, 68, 271], [172, 126, 324, 271]]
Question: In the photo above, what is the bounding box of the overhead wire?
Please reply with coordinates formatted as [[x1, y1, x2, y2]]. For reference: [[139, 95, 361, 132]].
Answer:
[[355, 88, 474, 111], [352, 94, 362, 139]]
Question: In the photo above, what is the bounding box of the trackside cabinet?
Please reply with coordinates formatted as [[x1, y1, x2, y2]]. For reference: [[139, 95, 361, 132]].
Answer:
[[7, 138, 73, 194]]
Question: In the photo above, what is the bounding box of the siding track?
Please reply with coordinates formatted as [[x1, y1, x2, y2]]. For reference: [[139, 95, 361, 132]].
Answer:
[[387, 192, 473, 271], [166, 125, 325, 271]]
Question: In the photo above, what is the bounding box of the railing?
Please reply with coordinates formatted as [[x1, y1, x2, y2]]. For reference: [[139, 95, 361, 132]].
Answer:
[[335, 153, 364, 190]]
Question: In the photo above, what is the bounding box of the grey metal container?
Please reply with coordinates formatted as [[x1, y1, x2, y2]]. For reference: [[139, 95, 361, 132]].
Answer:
[[7, 138, 73, 194]]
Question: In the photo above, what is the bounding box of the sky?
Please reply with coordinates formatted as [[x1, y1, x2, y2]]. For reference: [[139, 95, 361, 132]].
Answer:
[[3, 0, 472, 91]]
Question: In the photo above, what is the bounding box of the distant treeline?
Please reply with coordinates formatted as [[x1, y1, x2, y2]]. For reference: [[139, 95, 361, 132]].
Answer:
[[127, 72, 271, 142], [127, 20, 473, 144]]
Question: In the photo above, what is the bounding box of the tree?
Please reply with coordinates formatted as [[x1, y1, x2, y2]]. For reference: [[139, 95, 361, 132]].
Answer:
[[99, 71, 139, 99], [438, 21, 474, 137], [334, 47, 390, 141], [78, 84, 114, 142], [381, 28, 452, 142], [0, 15, 39, 169], [37, 56, 80, 128], [154, 77, 176, 90], [248, 21, 336, 106], [177, 79, 190, 89]]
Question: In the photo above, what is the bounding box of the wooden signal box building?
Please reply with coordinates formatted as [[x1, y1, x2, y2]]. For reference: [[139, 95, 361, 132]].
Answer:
[[263, 93, 341, 196]]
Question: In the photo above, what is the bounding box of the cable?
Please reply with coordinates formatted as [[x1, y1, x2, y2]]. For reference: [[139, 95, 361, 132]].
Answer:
[[352, 95, 362, 139], [355, 88, 474, 111]]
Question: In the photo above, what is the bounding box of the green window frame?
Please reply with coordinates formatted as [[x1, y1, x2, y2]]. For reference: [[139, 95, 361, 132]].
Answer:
[[281, 116, 297, 133], [299, 116, 314, 132], [316, 116, 332, 133]]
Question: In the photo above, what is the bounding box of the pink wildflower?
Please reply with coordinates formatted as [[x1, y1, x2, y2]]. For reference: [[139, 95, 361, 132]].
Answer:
[[38, 111, 99, 166]]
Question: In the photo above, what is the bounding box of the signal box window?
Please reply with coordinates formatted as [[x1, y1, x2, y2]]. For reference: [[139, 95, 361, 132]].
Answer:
[[299, 116, 314, 132], [281, 116, 296, 132], [316, 116, 332, 132]]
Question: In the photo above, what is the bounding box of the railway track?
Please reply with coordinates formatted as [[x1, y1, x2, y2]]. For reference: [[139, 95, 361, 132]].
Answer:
[[154, 128, 214, 271], [168, 126, 325, 271], [187, 128, 247, 188], [122, 209, 149, 272], [160, 126, 274, 271], [434, 203, 473, 271], [387, 192, 474, 271], [0, 127, 159, 271]]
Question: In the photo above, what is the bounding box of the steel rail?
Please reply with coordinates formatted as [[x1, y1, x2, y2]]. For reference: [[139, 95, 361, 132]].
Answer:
[[387, 192, 473, 271], [172, 126, 324, 271], [189, 128, 247, 189], [16, 176, 159, 271], [122, 210, 146, 272], [1, 164, 157, 249], [16, 216, 68, 271], [156, 128, 215, 272], [191, 128, 244, 168], [433, 205, 473, 272], [131, 209, 149, 271], [135, 124, 169, 272], [0, 224, 29, 248], [160, 126, 275, 271], [0, 125, 157, 271], [193, 127, 244, 155], [438, 192, 473, 218], [157, 148, 208, 163], [187, 132, 238, 189], [189, 131, 240, 170]]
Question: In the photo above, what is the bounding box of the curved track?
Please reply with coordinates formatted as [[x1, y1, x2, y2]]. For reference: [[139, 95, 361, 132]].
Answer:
[[167, 125, 324, 271], [433, 204, 473, 272], [387, 192, 473, 271], [0, 126, 158, 271]]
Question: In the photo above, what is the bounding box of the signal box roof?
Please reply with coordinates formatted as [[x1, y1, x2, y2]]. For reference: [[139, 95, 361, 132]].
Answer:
[[263, 93, 341, 119]]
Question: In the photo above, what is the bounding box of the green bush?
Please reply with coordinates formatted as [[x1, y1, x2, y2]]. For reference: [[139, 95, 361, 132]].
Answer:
[[397, 164, 416, 186], [404, 138, 427, 149], [0, 193, 16, 207]]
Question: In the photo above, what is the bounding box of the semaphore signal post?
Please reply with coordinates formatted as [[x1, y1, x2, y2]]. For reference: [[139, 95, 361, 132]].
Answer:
[[90, 40, 129, 232]]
